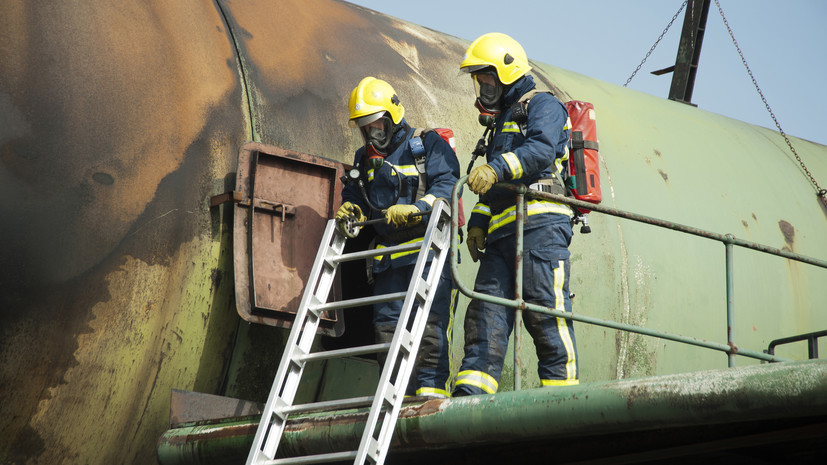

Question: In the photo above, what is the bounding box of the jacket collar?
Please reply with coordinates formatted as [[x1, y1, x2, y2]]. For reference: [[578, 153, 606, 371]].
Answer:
[[502, 75, 536, 107], [388, 119, 412, 154]]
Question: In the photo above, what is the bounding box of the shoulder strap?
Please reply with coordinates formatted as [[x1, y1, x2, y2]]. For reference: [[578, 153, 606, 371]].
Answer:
[[511, 89, 550, 131], [408, 128, 432, 201], [409, 128, 429, 159], [519, 89, 545, 104]]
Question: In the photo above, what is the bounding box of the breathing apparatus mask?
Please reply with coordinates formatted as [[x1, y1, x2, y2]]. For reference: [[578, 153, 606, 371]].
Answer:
[[462, 67, 504, 174], [354, 112, 395, 169], [471, 69, 503, 128]]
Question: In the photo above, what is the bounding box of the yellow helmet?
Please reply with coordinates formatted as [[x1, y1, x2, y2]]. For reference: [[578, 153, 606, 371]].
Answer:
[[460, 32, 531, 85], [348, 76, 404, 128]]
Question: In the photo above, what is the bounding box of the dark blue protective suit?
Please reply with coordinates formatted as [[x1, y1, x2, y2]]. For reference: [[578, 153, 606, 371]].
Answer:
[[454, 75, 579, 396], [342, 120, 460, 397]]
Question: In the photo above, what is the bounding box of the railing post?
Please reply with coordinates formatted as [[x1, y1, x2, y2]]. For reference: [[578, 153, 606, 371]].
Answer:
[[725, 235, 736, 367], [514, 191, 525, 391]]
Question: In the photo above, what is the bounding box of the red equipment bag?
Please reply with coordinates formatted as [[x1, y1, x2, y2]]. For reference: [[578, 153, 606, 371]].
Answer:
[[432, 128, 466, 228], [565, 100, 602, 212]]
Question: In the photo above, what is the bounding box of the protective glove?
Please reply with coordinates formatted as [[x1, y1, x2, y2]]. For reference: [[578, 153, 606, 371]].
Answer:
[[336, 201, 366, 222], [385, 204, 421, 228], [466, 226, 486, 262], [468, 164, 498, 195]]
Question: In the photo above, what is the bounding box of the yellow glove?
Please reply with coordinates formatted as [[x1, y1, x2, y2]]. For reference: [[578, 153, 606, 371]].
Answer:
[[466, 226, 486, 262], [468, 164, 498, 195], [336, 201, 365, 222], [385, 204, 421, 228]]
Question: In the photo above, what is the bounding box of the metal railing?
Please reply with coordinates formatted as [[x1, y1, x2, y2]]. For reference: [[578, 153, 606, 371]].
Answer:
[[449, 176, 827, 389], [767, 329, 827, 360]]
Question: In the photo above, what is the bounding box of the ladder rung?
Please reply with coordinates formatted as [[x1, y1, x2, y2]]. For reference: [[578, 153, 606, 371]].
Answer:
[[266, 450, 358, 465], [336, 241, 422, 263], [295, 343, 392, 362], [284, 395, 375, 414], [312, 292, 406, 312]]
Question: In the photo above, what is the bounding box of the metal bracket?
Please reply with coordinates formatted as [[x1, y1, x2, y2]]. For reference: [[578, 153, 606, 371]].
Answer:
[[209, 190, 243, 207], [251, 199, 296, 221]]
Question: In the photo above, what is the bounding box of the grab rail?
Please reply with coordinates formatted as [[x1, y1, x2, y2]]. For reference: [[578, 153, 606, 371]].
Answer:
[[449, 176, 827, 390], [767, 329, 827, 359]]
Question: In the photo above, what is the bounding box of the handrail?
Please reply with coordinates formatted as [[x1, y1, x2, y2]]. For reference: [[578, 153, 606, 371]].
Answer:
[[767, 329, 827, 359], [450, 176, 827, 388]]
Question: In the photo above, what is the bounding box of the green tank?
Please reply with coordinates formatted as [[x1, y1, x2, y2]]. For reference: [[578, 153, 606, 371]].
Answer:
[[1, 1, 825, 464]]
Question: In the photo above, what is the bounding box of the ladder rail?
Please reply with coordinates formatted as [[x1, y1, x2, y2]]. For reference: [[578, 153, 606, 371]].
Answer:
[[354, 201, 451, 464], [247, 219, 345, 464]]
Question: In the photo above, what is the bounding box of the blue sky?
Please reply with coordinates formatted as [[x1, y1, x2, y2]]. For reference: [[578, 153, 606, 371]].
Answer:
[[346, 0, 827, 146]]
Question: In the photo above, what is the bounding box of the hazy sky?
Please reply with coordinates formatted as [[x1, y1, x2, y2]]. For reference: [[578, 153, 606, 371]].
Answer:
[[346, 0, 826, 146]]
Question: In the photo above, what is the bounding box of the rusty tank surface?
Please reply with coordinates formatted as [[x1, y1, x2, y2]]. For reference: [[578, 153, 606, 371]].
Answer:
[[1, 1, 826, 464]]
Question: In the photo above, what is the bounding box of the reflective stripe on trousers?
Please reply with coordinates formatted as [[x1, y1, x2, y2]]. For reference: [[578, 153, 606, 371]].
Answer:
[[454, 219, 577, 396]]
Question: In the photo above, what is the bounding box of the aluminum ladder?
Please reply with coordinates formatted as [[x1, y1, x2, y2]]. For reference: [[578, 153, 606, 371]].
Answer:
[[246, 200, 452, 465]]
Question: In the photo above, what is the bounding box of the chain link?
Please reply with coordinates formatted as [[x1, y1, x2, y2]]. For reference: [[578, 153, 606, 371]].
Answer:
[[624, 0, 688, 87], [714, 0, 826, 207]]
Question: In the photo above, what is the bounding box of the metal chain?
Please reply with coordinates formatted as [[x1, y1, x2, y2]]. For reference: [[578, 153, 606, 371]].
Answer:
[[624, 0, 688, 87], [714, 0, 827, 207]]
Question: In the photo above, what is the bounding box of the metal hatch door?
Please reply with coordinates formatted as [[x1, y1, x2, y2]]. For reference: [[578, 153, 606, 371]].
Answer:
[[232, 142, 345, 336]]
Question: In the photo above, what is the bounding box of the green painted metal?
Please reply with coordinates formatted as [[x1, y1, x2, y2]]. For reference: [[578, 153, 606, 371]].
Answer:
[[512, 191, 526, 391], [726, 241, 736, 367], [545, 63, 827, 382], [156, 360, 827, 464]]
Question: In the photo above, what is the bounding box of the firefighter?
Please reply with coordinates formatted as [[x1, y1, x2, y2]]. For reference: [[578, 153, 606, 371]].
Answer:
[[453, 33, 579, 396], [337, 77, 460, 398]]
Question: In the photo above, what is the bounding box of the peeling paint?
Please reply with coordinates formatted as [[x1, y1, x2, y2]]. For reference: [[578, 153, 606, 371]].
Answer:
[[779, 219, 795, 247]]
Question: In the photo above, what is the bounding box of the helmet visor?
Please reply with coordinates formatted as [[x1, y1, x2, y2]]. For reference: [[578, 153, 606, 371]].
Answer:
[[359, 113, 394, 154], [460, 64, 489, 75], [349, 111, 385, 128], [472, 71, 502, 109]]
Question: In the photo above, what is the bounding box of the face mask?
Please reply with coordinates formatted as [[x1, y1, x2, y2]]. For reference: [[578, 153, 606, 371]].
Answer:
[[473, 71, 503, 112], [366, 125, 389, 151], [478, 82, 501, 108], [362, 115, 393, 151], [360, 113, 395, 168]]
